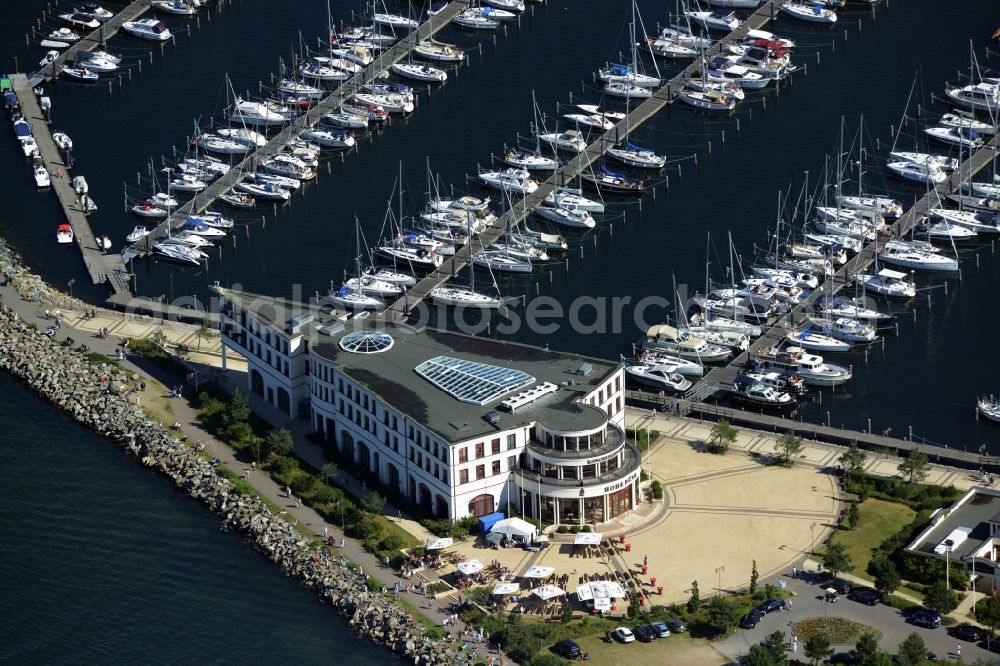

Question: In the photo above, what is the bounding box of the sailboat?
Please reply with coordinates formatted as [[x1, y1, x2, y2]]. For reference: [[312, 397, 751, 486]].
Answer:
[[506, 92, 561, 171], [431, 214, 506, 309]]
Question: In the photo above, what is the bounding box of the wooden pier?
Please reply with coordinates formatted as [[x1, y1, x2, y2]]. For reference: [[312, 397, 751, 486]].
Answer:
[[120, 0, 468, 263], [696, 130, 1000, 395], [385, 0, 793, 316], [28, 0, 153, 88], [10, 74, 131, 294]]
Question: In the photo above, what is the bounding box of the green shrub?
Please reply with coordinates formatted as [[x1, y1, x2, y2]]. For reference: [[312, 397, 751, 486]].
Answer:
[[530, 655, 570, 666], [581, 525, 592, 532], [269, 455, 299, 475], [379, 533, 405, 552], [229, 478, 254, 496], [84, 352, 118, 367], [349, 520, 380, 540], [365, 577, 383, 593], [425, 627, 445, 640], [570, 525, 580, 534], [556, 525, 569, 534]]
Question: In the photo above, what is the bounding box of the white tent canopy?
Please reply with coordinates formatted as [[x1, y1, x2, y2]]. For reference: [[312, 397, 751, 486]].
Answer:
[[425, 537, 454, 550], [492, 582, 520, 595], [457, 559, 485, 575], [522, 565, 556, 579], [592, 597, 612, 611], [490, 517, 538, 541], [573, 532, 603, 546], [532, 585, 565, 600], [576, 581, 626, 602]]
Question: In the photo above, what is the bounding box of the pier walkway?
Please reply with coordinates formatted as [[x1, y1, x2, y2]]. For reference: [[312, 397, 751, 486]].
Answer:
[[120, 0, 468, 264], [11, 74, 130, 294], [28, 0, 152, 87], [386, 0, 792, 316], [697, 130, 1000, 395]]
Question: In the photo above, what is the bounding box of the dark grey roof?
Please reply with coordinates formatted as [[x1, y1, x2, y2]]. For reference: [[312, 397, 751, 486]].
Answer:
[[911, 491, 1000, 561], [313, 322, 618, 443]]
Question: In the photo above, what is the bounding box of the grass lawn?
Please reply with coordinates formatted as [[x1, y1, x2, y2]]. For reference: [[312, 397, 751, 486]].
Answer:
[[826, 498, 915, 580], [568, 634, 727, 666]]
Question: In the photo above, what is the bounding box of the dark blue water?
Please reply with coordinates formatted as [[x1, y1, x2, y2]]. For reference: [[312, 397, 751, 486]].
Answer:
[[0, 370, 395, 664], [1, 0, 999, 448]]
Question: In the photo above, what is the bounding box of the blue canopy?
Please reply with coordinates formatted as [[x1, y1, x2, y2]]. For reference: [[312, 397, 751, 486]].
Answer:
[[610, 63, 631, 76], [13, 121, 31, 138], [482, 6, 494, 15], [337, 286, 352, 297], [477, 512, 505, 534], [600, 164, 626, 179], [959, 127, 980, 140], [708, 56, 730, 69], [625, 139, 650, 153]]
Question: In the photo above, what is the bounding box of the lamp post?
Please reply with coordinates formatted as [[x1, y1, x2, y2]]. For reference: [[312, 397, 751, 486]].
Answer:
[[67, 278, 74, 299], [810, 522, 817, 555], [716, 566, 725, 594], [945, 539, 954, 590]]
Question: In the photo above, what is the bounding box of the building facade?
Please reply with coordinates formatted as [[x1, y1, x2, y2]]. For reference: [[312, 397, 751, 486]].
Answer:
[[214, 288, 639, 525]]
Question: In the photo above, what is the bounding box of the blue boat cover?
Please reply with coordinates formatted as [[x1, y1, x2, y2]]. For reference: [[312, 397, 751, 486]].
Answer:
[[959, 127, 980, 140], [14, 122, 32, 138], [625, 139, 650, 152], [611, 64, 631, 76], [478, 512, 505, 533], [337, 286, 352, 297], [708, 56, 730, 68], [600, 164, 626, 179]]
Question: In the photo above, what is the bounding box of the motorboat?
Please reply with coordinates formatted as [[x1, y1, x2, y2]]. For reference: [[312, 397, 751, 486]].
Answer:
[[479, 168, 538, 195], [640, 324, 731, 363], [218, 191, 256, 209], [809, 317, 877, 344], [471, 251, 532, 273], [330, 45, 375, 66], [607, 140, 666, 169], [430, 285, 504, 309], [130, 201, 168, 218], [945, 82, 1000, 113], [838, 195, 903, 218], [687, 10, 740, 32], [52, 131, 73, 151], [14, 120, 38, 158], [76, 53, 118, 74], [39, 50, 60, 69], [597, 64, 660, 88], [215, 127, 265, 148], [34, 165, 51, 188], [343, 101, 388, 122], [924, 126, 984, 150], [815, 296, 894, 327], [277, 79, 323, 100], [581, 165, 644, 194], [125, 226, 150, 243], [301, 128, 355, 148], [534, 204, 596, 229], [857, 268, 916, 298], [686, 77, 746, 101], [741, 370, 805, 395], [729, 375, 796, 409], [188, 212, 234, 229], [659, 25, 713, 50], [886, 160, 947, 185], [414, 39, 465, 62], [56, 224, 74, 244], [603, 82, 652, 99], [168, 174, 208, 193], [978, 396, 1000, 424], [61, 66, 99, 83], [263, 155, 315, 181], [391, 62, 447, 83], [59, 13, 100, 30], [236, 180, 291, 200], [755, 345, 852, 386], [889, 151, 958, 170], [646, 36, 698, 60], [403, 230, 454, 256], [539, 130, 586, 154], [784, 328, 851, 353], [182, 220, 227, 238], [931, 207, 1000, 234], [505, 150, 559, 172], [562, 113, 614, 131], [695, 289, 775, 323], [197, 133, 251, 155], [152, 242, 202, 266], [543, 188, 605, 213], [352, 92, 413, 114], [724, 44, 790, 80], [880, 240, 959, 272], [677, 88, 738, 111], [624, 362, 692, 392], [939, 112, 995, 135], [453, 8, 499, 30], [323, 108, 369, 129], [46, 28, 81, 44], [750, 266, 818, 289], [780, 2, 837, 23], [151, 0, 197, 16], [325, 286, 385, 311], [373, 13, 418, 30], [122, 19, 172, 41], [78, 2, 114, 21], [428, 195, 492, 214], [229, 97, 288, 127], [147, 192, 177, 208], [482, 0, 525, 11], [702, 56, 769, 89]]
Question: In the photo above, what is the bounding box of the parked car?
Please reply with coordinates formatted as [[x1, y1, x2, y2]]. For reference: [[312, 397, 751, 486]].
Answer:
[[909, 610, 942, 629], [848, 589, 880, 606], [826, 652, 861, 665], [666, 619, 686, 633], [950, 625, 986, 642], [634, 626, 656, 643], [648, 622, 671, 638], [555, 639, 581, 659], [826, 579, 853, 595], [740, 608, 764, 630], [758, 598, 784, 614], [614, 627, 636, 643]]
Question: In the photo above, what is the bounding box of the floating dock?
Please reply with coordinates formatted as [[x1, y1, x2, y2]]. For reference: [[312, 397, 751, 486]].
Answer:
[[385, 0, 794, 315], [10, 74, 131, 295]]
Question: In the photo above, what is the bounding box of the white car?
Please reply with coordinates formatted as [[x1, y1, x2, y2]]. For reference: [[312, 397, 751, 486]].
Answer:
[[614, 627, 636, 643]]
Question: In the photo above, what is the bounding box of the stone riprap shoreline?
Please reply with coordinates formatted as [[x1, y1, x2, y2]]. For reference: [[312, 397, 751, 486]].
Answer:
[[0, 243, 464, 666]]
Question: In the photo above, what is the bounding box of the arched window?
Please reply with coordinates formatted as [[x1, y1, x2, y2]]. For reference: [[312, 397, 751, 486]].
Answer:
[[468, 494, 495, 519]]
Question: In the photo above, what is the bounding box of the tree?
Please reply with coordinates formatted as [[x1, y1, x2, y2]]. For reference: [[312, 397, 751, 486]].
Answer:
[[822, 542, 853, 579], [855, 631, 880, 666], [871, 557, 901, 599], [175, 343, 190, 360], [743, 644, 778, 666], [895, 633, 928, 666], [361, 490, 386, 515], [897, 448, 930, 485], [196, 319, 214, 350], [750, 560, 759, 595], [775, 431, 804, 464], [687, 580, 701, 613], [857, 482, 872, 503], [149, 327, 168, 349], [708, 419, 738, 455], [804, 633, 833, 665], [760, 630, 787, 664], [224, 388, 251, 426], [839, 442, 867, 478], [265, 428, 294, 459], [923, 580, 958, 615], [320, 462, 339, 485], [975, 594, 1000, 638], [560, 599, 573, 624], [846, 502, 861, 529], [706, 596, 743, 636]]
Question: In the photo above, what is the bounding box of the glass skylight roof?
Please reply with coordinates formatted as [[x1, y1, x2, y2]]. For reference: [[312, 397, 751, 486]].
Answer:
[[339, 331, 394, 354], [414, 356, 535, 406]]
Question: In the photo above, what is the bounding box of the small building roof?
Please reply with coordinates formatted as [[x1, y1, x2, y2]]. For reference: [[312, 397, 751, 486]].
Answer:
[[908, 489, 1000, 561]]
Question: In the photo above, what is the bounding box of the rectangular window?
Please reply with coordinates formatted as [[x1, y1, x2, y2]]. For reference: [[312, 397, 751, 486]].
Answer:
[[508, 455, 517, 470], [615, 376, 621, 391], [506, 434, 516, 450], [491, 438, 500, 455], [476, 465, 485, 480], [492, 460, 501, 476], [459, 469, 468, 485], [458, 448, 468, 464], [475, 442, 485, 459]]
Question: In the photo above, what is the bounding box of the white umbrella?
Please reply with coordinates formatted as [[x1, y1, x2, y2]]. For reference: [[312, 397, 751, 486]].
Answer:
[[575, 584, 594, 602], [425, 537, 454, 550], [457, 559, 485, 576], [493, 582, 520, 595], [532, 584, 565, 600], [593, 597, 612, 611], [522, 565, 556, 579], [573, 532, 603, 546]]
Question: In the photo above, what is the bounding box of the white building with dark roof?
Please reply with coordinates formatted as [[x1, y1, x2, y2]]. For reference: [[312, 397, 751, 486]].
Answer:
[[215, 287, 639, 524]]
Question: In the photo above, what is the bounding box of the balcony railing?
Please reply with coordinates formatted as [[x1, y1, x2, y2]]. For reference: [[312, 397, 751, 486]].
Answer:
[[516, 442, 640, 488]]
